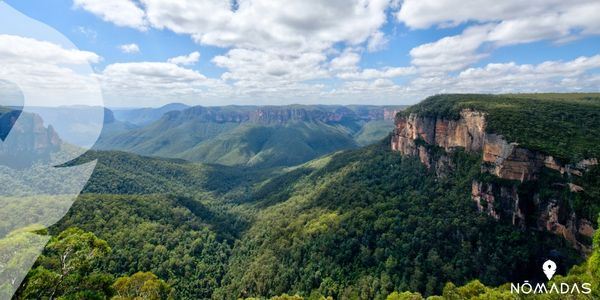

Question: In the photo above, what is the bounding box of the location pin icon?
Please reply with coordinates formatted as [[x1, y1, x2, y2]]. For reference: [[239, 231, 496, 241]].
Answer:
[[543, 260, 557, 280]]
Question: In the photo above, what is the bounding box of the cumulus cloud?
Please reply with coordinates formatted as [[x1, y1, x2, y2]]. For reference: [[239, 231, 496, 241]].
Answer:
[[329, 50, 361, 71], [118, 43, 140, 54], [73, 0, 392, 91], [72, 0, 600, 105], [99, 61, 219, 106], [338, 66, 416, 80], [401, 0, 600, 74], [406, 55, 600, 95], [73, 0, 147, 30], [367, 31, 388, 52], [0, 34, 100, 64], [167, 51, 200, 65], [396, 0, 595, 31], [409, 25, 492, 74], [454, 55, 600, 91], [213, 49, 328, 88], [0, 34, 101, 106], [140, 0, 390, 50]]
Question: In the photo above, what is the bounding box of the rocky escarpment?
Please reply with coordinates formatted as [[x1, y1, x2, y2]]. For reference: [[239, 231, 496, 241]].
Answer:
[[391, 109, 597, 252], [165, 106, 402, 125], [0, 110, 61, 168]]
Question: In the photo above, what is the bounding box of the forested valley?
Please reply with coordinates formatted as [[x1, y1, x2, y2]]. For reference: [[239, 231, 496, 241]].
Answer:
[[8, 95, 600, 299]]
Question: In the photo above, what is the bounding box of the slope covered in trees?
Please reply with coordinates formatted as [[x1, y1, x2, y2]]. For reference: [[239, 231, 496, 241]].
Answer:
[[12, 94, 599, 299], [215, 141, 580, 299], [17, 141, 581, 299], [95, 105, 401, 168]]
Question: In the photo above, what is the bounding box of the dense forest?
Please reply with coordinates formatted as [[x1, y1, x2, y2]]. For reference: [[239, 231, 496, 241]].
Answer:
[[15, 141, 581, 299], [8, 94, 600, 299]]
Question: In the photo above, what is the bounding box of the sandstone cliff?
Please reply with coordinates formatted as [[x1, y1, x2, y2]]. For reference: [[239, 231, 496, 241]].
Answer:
[[391, 109, 597, 252], [165, 106, 402, 125], [0, 110, 62, 168]]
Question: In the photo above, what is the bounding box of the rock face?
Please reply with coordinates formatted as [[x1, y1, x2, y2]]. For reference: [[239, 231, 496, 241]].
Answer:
[[392, 109, 597, 251], [0, 111, 62, 168], [166, 106, 402, 125], [392, 109, 597, 181]]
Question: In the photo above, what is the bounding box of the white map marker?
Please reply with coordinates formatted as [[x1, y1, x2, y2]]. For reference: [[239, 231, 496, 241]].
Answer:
[[543, 260, 557, 280]]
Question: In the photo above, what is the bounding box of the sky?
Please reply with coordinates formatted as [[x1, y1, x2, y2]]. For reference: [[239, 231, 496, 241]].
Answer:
[[1, 0, 600, 107]]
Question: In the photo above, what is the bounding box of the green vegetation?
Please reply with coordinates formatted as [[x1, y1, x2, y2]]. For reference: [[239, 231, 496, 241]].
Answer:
[[215, 141, 579, 299], [15, 228, 113, 300], [178, 121, 358, 168], [112, 272, 173, 300], [11, 94, 599, 299], [19, 139, 581, 299], [248, 215, 600, 299], [401, 93, 600, 163], [353, 120, 395, 146], [53, 194, 236, 299], [96, 105, 399, 168], [15, 227, 174, 300]]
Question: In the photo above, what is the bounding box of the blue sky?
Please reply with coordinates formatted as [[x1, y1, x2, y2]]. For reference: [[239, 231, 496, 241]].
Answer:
[[2, 0, 600, 107]]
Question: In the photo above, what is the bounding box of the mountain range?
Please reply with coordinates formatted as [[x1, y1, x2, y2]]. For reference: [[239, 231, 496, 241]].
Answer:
[[10, 93, 600, 299], [96, 104, 404, 168]]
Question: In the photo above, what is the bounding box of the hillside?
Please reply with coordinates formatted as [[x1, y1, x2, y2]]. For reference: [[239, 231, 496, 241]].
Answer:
[[95, 104, 403, 168], [393, 93, 600, 253], [23, 142, 579, 299], [111, 103, 190, 125], [14, 94, 600, 299], [215, 141, 580, 298]]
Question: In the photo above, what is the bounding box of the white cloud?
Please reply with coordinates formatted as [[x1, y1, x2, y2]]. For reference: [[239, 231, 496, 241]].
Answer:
[[95, 54, 600, 106], [338, 66, 416, 80], [409, 25, 491, 74], [0, 34, 102, 106], [101, 62, 206, 86], [77, 0, 390, 51], [73, 0, 147, 30], [118, 43, 140, 54], [140, 0, 390, 50], [213, 48, 328, 88], [329, 50, 361, 71], [99, 61, 220, 106], [75, 26, 98, 42], [396, 0, 590, 30], [72, 0, 600, 105], [75, 0, 391, 92], [367, 31, 388, 52], [454, 55, 600, 91], [0, 34, 100, 64], [401, 0, 600, 74], [405, 54, 600, 96], [167, 51, 200, 65]]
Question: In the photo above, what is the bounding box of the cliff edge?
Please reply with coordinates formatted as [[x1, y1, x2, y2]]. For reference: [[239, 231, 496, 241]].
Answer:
[[391, 94, 600, 252]]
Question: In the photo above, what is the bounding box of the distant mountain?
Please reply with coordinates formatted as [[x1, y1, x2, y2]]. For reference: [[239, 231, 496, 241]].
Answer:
[[19, 94, 600, 299], [95, 104, 404, 168], [25, 106, 105, 148], [111, 103, 190, 125], [99, 108, 139, 136], [0, 107, 61, 168]]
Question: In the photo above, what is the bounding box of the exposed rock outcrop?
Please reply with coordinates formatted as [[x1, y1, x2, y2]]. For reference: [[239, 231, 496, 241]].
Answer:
[[0, 111, 62, 168], [392, 110, 596, 182], [167, 106, 404, 125], [392, 109, 597, 251]]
